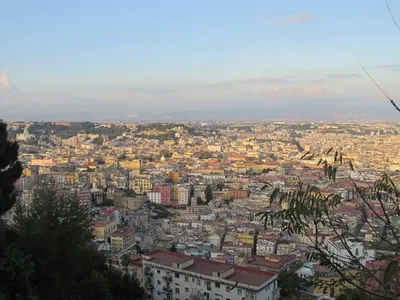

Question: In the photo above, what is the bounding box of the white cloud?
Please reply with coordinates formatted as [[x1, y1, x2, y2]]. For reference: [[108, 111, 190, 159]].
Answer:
[[0, 70, 11, 89]]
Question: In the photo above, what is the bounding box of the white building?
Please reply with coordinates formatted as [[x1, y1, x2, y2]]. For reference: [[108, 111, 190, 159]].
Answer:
[[178, 185, 190, 205], [207, 145, 222, 152], [142, 250, 280, 300], [325, 237, 365, 267], [200, 213, 217, 221], [148, 191, 161, 204]]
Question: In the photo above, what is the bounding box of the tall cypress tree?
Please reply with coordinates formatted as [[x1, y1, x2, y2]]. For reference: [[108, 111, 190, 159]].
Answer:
[[0, 120, 23, 215], [0, 121, 35, 300]]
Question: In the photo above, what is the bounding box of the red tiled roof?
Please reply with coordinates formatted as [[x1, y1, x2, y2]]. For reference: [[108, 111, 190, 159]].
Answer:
[[111, 227, 135, 237], [144, 251, 276, 287], [246, 254, 296, 272], [94, 221, 114, 228]]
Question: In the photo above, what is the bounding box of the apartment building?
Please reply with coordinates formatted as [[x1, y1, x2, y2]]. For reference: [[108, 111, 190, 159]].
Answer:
[[228, 189, 249, 200], [148, 191, 162, 204], [142, 251, 280, 300], [93, 221, 117, 239], [134, 174, 153, 194], [75, 187, 92, 211], [177, 185, 190, 205], [153, 184, 171, 204], [169, 171, 179, 183], [110, 227, 135, 251]]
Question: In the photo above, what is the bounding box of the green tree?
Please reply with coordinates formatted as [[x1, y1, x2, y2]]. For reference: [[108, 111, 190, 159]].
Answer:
[[196, 196, 203, 206], [0, 120, 23, 215], [93, 136, 104, 146], [121, 254, 131, 273], [199, 152, 210, 159], [278, 269, 310, 297], [258, 148, 400, 300], [13, 184, 145, 299], [169, 243, 177, 252], [0, 120, 35, 300], [107, 271, 145, 300], [205, 184, 213, 203]]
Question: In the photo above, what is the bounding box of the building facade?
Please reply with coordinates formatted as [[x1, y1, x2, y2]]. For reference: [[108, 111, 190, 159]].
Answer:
[[142, 251, 280, 300]]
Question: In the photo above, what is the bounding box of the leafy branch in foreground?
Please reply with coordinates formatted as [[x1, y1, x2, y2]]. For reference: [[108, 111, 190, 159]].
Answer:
[[258, 148, 400, 299]]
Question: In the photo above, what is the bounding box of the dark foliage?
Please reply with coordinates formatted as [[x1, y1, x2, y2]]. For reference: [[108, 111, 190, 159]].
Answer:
[[0, 120, 23, 215]]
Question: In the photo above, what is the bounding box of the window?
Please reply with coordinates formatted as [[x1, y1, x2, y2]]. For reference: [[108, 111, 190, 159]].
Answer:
[[215, 282, 220, 288], [355, 248, 359, 256], [192, 278, 195, 283], [197, 279, 201, 285], [175, 288, 180, 294], [237, 289, 242, 296], [226, 286, 230, 292], [157, 280, 161, 285], [185, 287, 189, 292], [175, 273, 180, 279], [250, 293, 255, 299], [157, 270, 161, 274], [185, 276, 189, 282]]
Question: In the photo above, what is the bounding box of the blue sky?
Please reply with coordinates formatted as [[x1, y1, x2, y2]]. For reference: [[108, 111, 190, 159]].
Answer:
[[1, 0, 400, 120]]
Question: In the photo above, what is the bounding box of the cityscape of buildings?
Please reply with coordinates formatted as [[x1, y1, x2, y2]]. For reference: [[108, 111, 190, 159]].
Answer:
[[6, 120, 400, 300]]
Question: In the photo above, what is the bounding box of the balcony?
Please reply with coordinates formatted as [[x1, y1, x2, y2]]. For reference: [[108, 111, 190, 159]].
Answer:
[[145, 282, 154, 291], [162, 286, 172, 294], [145, 271, 153, 277], [144, 268, 153, 277], [162, 274, 173, 282]]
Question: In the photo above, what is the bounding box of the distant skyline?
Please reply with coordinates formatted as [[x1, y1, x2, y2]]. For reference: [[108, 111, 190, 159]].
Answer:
[[2, 0, 400, 121]]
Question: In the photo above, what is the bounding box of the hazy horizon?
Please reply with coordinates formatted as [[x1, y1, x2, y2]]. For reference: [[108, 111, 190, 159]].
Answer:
[[2, 0, 400, 121]]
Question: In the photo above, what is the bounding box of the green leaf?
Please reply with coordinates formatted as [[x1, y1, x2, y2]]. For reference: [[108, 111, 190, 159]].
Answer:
[[332, 167, 337, 182], [349, 160, 354, 171], [326, 147, 333, 155], [270, 188, 279, 204], [327, 166, 332, 180], [384, 260, 398, 285], [301, 151, 310, 160]]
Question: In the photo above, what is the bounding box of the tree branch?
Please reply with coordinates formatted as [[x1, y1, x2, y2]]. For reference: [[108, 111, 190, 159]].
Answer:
[[357, 56, 400, 113]]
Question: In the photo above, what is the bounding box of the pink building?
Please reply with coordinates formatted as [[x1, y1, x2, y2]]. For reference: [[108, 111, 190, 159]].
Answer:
[[153, 184, 171, 204]]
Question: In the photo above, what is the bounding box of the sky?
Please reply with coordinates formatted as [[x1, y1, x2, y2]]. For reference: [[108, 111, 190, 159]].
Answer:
[[1, 0, 400, 121]]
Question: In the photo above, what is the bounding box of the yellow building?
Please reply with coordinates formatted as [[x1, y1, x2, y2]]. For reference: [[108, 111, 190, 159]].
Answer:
[[133, 175, 152, 194], [110, 227, 135, 251], [65, 173, 76, 185], [104, 156, 117, 167], [23, 168, 32, 176], [235, 233, 253, 244], [169, 171, 179, 183], [164, 140, 175, 145], [93, 221, 117, 239], [119, 159, 141, 170], [171, 185, 179, 201]]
